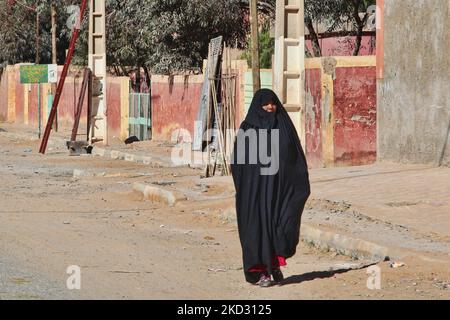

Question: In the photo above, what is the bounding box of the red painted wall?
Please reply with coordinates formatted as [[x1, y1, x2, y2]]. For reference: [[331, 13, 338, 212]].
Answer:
[[151, 78, 203, 141], [333, 66, 377, 166], [305, 68, 323, 168]]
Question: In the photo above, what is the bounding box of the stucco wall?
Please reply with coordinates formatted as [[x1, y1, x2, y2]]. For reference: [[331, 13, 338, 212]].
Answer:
[[0, 68, 8, 122], [305, 56, 377, 168], [0, 65, 127, 142], [378, 0, 450, 166], [151, 75, 204, 142]]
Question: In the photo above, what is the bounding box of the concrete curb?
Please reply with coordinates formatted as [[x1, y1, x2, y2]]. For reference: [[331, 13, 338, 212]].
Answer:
[[92, 147, 185, 168], [73, 169, 109, 178], [133, 183, 187, 207], [222, 207, 390, 262], [301, 224, 390, 262]]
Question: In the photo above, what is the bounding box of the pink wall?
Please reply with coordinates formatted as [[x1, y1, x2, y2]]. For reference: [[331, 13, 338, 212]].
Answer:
[[58, 74, 87, 127], [2, 66, 123, 141], [15, 70, 24, 123], [151, 72, 243, 142]]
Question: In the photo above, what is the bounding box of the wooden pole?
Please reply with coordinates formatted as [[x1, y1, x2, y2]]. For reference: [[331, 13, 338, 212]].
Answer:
[[250, 0, 260, 94], [35, 12, 40, 64]]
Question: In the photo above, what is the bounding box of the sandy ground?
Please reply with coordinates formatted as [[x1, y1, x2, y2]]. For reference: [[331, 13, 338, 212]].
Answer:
[[0, 126, 450, 300]]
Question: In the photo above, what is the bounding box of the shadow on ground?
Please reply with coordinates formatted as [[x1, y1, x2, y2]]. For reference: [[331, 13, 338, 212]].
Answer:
[[281, 269, 351, 286]]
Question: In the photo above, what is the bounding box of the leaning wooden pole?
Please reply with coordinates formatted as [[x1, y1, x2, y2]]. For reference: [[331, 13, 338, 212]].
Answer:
[[39, 0, 88, 154], [71, 68, 91, 142]]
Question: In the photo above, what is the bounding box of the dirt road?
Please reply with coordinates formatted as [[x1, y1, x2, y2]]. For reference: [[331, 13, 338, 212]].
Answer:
[[1, 127, 449, 300]]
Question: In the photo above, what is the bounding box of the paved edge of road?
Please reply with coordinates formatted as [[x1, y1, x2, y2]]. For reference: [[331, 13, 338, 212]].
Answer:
[[92, 147, 190, 169], [0, 132, 434, 265], [3, 130, 447, 268], [131, 182, 391, 263]]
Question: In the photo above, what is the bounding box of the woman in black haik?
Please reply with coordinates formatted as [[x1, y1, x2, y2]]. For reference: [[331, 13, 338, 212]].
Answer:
[[231, 89, 311, 288]]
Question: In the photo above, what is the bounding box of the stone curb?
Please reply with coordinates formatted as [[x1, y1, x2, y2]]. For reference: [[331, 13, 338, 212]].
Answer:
[[300, 224, 390, 262], [222, 207, 390, 262], [133, 183, 188, 207], [92, 147, 186, 168]]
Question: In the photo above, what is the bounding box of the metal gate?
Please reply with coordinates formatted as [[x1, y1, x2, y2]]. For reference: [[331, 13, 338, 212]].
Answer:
[[193, 36, 223, 151], [129, 93, 152, 141]]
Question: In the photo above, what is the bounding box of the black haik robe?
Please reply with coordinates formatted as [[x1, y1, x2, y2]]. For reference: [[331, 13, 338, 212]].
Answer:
[[231, 89, 311, 284]]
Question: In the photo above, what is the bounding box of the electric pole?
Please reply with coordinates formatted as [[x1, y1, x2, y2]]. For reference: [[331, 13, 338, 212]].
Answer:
[[51, 1, 57, 65], [250, 0, 261, 94]]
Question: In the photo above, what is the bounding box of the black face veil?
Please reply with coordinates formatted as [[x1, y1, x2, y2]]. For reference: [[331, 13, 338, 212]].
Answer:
[[231, 89, 311, 283]]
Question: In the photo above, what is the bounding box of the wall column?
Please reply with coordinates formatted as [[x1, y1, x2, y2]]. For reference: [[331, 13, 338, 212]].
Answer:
[[274, 0, 306, 146], [88, 0, 108, 144]]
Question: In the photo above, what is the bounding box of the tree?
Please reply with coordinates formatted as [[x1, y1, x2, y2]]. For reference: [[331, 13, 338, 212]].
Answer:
[[72, 0, 249, 75], [143, 0, 249, 74], [242, 23, 274, 69], [0, 0, 73, 67], [348, 0, 375, 56], [305, 0, 376, 57], [241, 0, 376, 57], [0, 0, 42, 66], [305, 0, 344, 57]]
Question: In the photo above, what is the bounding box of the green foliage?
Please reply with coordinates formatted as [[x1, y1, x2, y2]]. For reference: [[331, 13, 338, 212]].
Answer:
[[0, 0, 377, 72], [1, 0, 248, 74], [74, 0, 249, 74], [253, 0, 376, 57], [0, 0, 74, 67], [242, 24, 274, 69]]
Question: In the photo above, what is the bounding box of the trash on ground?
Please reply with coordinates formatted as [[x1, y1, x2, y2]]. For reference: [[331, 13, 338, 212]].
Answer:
[[208, 268, 227, 273], [390, 261, 406, 268]]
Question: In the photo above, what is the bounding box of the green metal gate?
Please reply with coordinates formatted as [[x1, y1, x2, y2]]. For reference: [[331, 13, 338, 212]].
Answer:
[[129, 93, 152, 141], [244, 71, 273, 115]]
